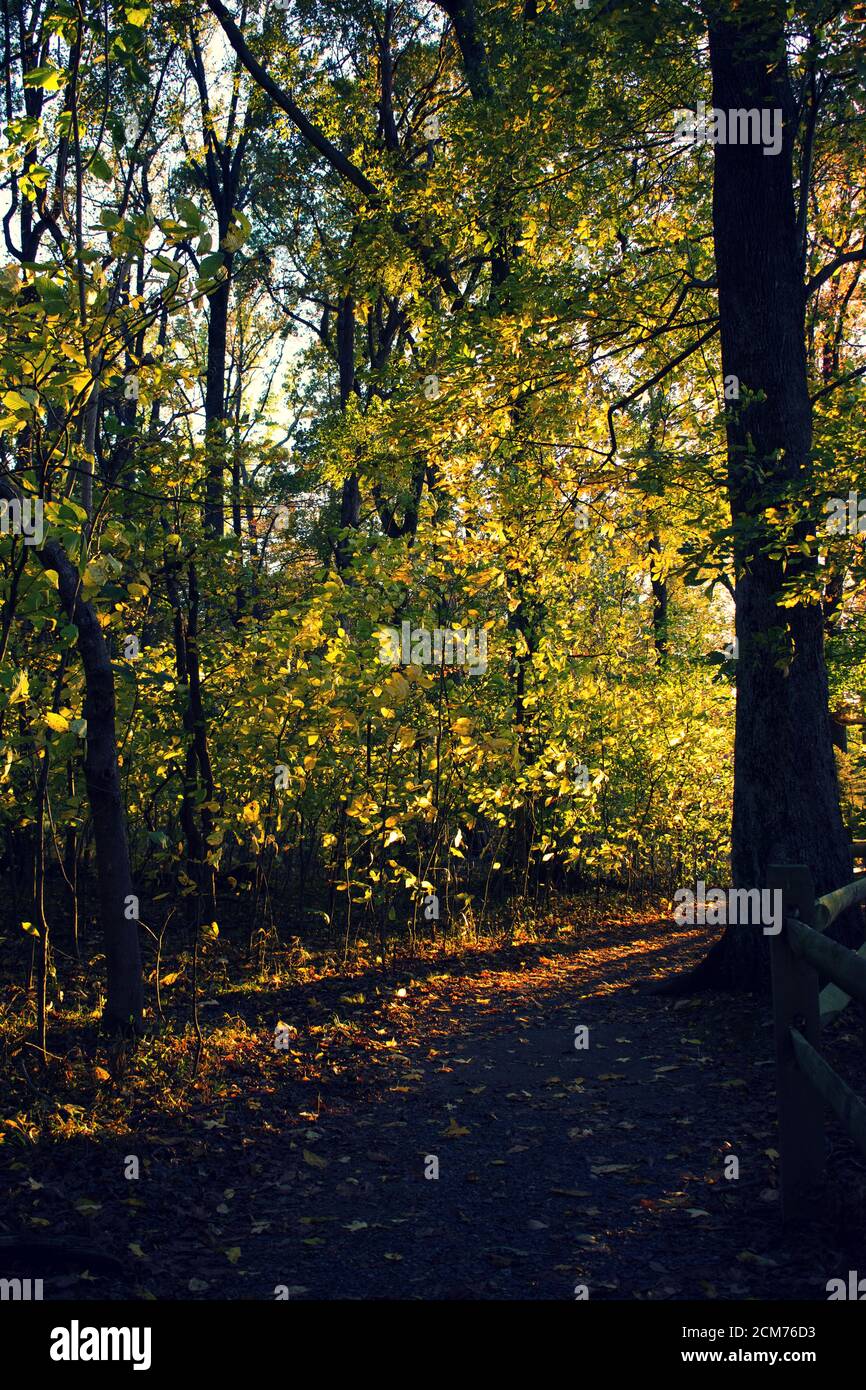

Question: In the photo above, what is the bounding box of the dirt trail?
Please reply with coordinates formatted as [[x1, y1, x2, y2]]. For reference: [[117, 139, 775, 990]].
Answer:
[[180, 917, 865, 1300], [6, 914, 864, 1300]]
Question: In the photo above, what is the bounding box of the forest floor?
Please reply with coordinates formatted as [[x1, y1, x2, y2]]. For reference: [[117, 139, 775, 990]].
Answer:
[[1, 903, 865, 1301]]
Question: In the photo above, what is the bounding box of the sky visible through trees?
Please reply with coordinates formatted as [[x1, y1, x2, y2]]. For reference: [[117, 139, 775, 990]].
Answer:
[[0, 0, 865, 1347]]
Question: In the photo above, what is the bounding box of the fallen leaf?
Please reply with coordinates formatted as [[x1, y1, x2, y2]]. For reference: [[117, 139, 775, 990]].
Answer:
[[74, 1198, 102, 1215]]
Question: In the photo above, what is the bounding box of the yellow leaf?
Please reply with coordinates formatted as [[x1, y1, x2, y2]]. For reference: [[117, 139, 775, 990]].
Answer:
[[383, 672, 410, 702], [443, 1117, 470, 1138], [303, 1148, 328, 1169], [9, 670, 29, 704], [224, 1247, 242, 1264]]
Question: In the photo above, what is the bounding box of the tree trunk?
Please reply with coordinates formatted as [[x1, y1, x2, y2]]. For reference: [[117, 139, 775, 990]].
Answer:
[[204, 270, 231, 536], [694, 3, 858, 989], [335, 294, 360, 572], [649, 531, 668, 662], [46, 537, 144, 1028], [0, 471, 144, 1028]]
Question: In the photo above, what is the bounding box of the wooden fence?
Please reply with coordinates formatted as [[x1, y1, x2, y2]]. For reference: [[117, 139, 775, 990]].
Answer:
[[769, 862, 866, 1219]]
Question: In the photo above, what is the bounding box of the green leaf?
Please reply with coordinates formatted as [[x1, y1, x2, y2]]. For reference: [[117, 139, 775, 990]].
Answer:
[[90, 153, 113, 182], [24, 65, 66, 91], [198, 252, 225, 281]]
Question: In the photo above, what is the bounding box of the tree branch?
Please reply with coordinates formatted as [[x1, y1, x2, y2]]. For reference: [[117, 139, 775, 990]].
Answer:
[[806, 243, 866, 298], [206, 0, 461, 303]]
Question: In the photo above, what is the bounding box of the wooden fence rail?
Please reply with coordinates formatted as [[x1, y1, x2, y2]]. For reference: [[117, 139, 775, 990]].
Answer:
[[769, 862, 866, 1220]]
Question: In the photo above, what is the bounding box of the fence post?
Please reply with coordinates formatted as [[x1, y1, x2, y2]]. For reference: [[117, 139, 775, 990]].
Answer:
[[767, 863, 824, 1220]]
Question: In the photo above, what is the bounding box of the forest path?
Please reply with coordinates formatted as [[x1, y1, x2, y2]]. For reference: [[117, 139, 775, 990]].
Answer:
[[8, 912, 862, 1301], [198, 914, 854, 1301]]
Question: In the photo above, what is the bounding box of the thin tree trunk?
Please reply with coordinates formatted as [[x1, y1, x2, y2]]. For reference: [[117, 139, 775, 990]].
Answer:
[[34, 532, 144, 1029], [204, 273, 231, 535], [0, 472, 143, 1029], [335, 294, 360, 572]]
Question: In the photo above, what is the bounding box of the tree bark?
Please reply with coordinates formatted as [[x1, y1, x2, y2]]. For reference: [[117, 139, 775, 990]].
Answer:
[[61, 555, 144, 1029], [203, 270, 231, 536], [335, 294, 360, 572], [693, 2, 859, 990], [649, 531, 668, 662], [0, 474, 144, 1028]]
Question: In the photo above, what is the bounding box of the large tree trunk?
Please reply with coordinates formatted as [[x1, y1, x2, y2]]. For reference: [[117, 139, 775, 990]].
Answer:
[[694, 3, 858, 989]]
